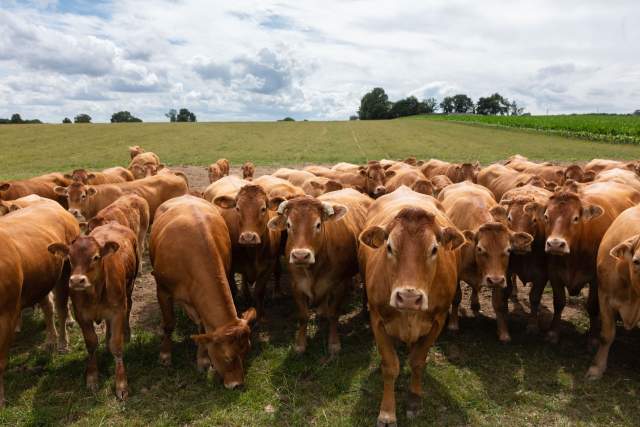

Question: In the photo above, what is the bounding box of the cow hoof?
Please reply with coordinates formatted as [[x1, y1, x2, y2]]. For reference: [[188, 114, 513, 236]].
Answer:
[[376, 417, 397, 427], [159, 353, 172, 367], [406, 392, 422, 419], [585, 366, 603, 381], [86, 377, 99, 392], [116, 388, 129, 401], [545, 331, 559, 344], [329, 342, 341, 356], [498, 334, 511, 344]]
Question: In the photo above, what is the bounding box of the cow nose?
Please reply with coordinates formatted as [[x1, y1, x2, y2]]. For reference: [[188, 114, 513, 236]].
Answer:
[[390, 288, 427, 311], [290, 248, 314, 264], [68, 208, 81, 217], [486, 275, 506, 288], [546, 237, 569, 254], [69, 275, 88, 289], [239, 232, 261, 245], [224, 381, 243, 390], [374, 186, 386, 195]]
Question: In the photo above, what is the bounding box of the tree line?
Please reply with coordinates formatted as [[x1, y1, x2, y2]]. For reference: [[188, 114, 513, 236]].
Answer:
[[356, 87, 527, 120]]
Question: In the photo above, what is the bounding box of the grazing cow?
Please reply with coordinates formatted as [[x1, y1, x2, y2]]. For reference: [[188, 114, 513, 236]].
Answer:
[[273, 168, 316, 187], [420, 159, 479, 183], [477, 163, 554, 201], [150, 195, 256, 389], [48, 223, 138, 400], [242, 161, 256, 180], [252, 175, 306, 206], [128, 150, 162, 179], [499, 184, 553, 333], [0, 197, 79, 407], [212, 184, 282, 318], [86, 194, 150, 258], [65, 168, 132, 185], [358, 186, 464, 426], [439, 182, 532, 342], [564, 164, 596, 183], [55, 173, 188, 221], [584, 159, 637, 175], [543, 182, 640, 344], [301, 177, 343, 197], [384, 169, 433, 195], [268, 189, 371, 354], [586, 205, 640, 379]]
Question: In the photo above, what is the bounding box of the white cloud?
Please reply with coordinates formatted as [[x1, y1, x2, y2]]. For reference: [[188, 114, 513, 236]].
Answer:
[[0, 0, 639, 122]]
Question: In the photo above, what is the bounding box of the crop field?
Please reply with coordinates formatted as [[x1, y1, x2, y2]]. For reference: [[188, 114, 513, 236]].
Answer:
[[413, 114, 640, 144], [2, 121, 640, 426]]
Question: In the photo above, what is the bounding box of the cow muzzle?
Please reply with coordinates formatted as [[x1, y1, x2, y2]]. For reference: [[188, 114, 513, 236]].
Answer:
[[373, 186, 387, 197], [239, 231, 261, 246], [68, 208, 83, 219], [69, 274, 91, 290], [390, 287, 428, 311], [484, 275, 507, 288], [546, 237, 570, 255], [289, 248, 315, 265]]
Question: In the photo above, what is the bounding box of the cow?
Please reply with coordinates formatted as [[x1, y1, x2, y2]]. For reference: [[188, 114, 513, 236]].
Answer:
[[203, 175, 250, 205], [439, 182, 532, 342], [48, 222, 138, 400], [128, 150, 162, 179], [128, 145, 145, 159], [564, 164, 596, 183], [584, 159, 637, 175], [150, 195, 256, 389], [306, 162, 391, 198], [542, 182, 640, 344], [252, 175, 306, 206], [593, 168, 640, 192], [586, 205, 640, 379], [272, 168, 316, 187], [477, 163, 555, 201], [54, 173, 188, 222], [0, 173, 72, 205], [430, 175, 454, 197], [301, 177, 343, 197], [499, 184, 553, 334], [519, 164, 566, 184], [65, 167, 133, 185], [420, 159, 480, 183], [85, 194, 150, 259], [267, 189, 372, 355], [0, 197, 79, 407], [242, 161, 256, 180], [358, 186, 464, 426], [504, 155, 553, 172], [211, 184, 282, 319], [331, 162, 362, 173], [384, 169, 434, 195], [208, 159, 230, 183]]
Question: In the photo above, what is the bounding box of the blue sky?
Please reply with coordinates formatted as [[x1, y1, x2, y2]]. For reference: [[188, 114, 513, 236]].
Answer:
[[1, 0, 639, 122]]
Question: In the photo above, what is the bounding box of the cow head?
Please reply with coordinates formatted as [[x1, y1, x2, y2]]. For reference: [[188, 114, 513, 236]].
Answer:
[[0, 200, 19, 216], [430, 175, 453, 197], [411, 179, 434, 196], [610, 234, 640, 294], [64, 168, 98, 184], [208, 164, 224, 183], [303, 179, 343, 197], [359, 208, 464, 312], [214, 185, 272, 246], [131, 162, 160, 179], [543, 191, 603, 255], [242, 162, 256, 180], [500, 197, 546, 241], [564, 165, 595, 183], [129, 145, 144, 159], [463, 222, 532, 288], [191, 308, 256, 389], [455, 162, 479, 183], [54, 182, 96, 219], [268, 197, 348, 266], [360, 163, 389, 198], [48, 236, 119, 292]]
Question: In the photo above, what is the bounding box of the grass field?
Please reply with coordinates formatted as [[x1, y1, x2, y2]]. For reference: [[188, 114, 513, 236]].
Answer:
[[412, 114, 640, 144], [2, 119, 640, 180]]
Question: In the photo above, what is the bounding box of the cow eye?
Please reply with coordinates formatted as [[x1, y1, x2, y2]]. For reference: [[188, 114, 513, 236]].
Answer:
[[507, 215, 512, 223], [476, 246, 483, 254], [431, 245, 438, 256], [633, 258, 640, 266], [572, 215, 579, 223], [386, 243, 393, 255], [81, 194, 86, 200], [315, 222, 321, 231], [92, 255, 100, 262], [543, 213, 549, 223], [286, 221, 291, 230], [260, 206, 266, 214]]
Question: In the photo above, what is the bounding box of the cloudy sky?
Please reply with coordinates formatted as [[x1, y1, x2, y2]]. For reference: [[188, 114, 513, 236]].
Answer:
[[1, 0, 639, 122]]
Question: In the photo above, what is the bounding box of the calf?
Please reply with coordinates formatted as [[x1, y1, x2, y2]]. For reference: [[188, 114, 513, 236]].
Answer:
[[358, 186, 464, 426], [242, 161, 256, 180], [268, 189, 371, 354], [150, 195, 256, 389], [0, 197, 79, 407], [48, 223, 138, 400], [306, 162, 390, 198]]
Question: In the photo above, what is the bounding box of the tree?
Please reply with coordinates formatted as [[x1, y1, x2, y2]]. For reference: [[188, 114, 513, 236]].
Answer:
[[633, 110, 640, 116], [422, 97, 439, 114], [476, 93, 510, 115], [509, 100, 525, 116], [440, 96, 454, 114], [10, 113, 23, 124], [451, 94, 474, 113], [165, 109, 177, 122], [176, 108, 196, 122], [63, 117, 72, 123], [280, 117, 295, 121], [74, 114, 92, 123], [349, 115, 358, 121], [111, 111, 142, 123], [358, 87, 391, 120], [389, 96, 422, 118]]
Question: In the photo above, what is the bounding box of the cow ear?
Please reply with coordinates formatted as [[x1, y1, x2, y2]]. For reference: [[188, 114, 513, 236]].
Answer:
[[87, 217, 101, 231], [0, 182, 10, 191], [416, 160, 424, 167], [213, 195, 236, 209], [87, 187, 97, 197], [241, 307, 257, 325], [267, 214, 287, 231], [9, 204, 20, 212], [582, 170, 596, 182], [359, 169, 367, 176], [545, 181, 557, 192], [323, 203, 348, 222], [610, 235, 639, 261], [385, 170, 396, 178], [325, 180, 342, 192], [54, 186, 68, 196], [490, 205, 507, 223], [100, 241, 120, 257], [268, 196, 286, 211], [190, 333, 213, 345], [359, 226, 386, 249], [64, 173, 73, 180], [462, 229, 476, 243], [511, 231, 533, 253], [582, 204, 603, 221], [441, 227, 465, 250], [473, 161, 480, 170], [309, 180, 323, 190], [48, 243, 69, 258]]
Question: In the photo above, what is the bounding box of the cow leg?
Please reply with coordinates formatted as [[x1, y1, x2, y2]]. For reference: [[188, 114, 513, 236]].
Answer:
[[586, 281, 601, 351], [291, 288, 309, 354], [227, 272, 238, 302], [254, 272, 270, 322], [509, 273, 519, 303], [326, 281, 348, 356], [407, 314, 446, 419], [0, 312, 19, 408], [492, 284, 511, 343], [108, 314, 128, 400], [77, 317, 99, 391], [447, 283, 462, 332], [371, 310, 400, 427], [39, 294, 58, 352], [360, 275, 369, 320], [586, 296, 616, 380], [157, 286, 175, 366], [53, 279, 71, 353], [546, 279, 566, 344], [272, 259, 282, 298], [470, 285, 481, 316], [196, 325, 211, 372], [527, 276, 546, 334]]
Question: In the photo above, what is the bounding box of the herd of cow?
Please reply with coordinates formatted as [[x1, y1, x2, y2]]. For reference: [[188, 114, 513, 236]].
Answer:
[[1, 147, 640, 426]]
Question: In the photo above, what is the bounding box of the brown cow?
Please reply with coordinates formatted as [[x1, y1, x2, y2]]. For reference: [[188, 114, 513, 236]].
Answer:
[[252, 175, 305, 206], [85, 194, 150, 258], [268, 189, 371, 354], [208, 159, 230, 183], [587, 205, 640, 379], [0, 197, 79, 407], [385, 169, 433, 195], [420, 159, 479, 183], [430, 174, 454, 196], [48, 223, 138, 400], [331, 162, 362, 172], [306, 163, 390, 198], [212, 185, 282, 318], [65, 168, 132, 185], [594, 168, 640, 192], [128, 145, 145, 159], [358, 186, 464, 426], [439, 182, 532, 342], [584, 159, 637, 175], [301, 177, 343, 197], [477, 163, 554, 201], [564, 164, 596, 183], [519, 164, 566, 184], [242, 161, 256, 180], [543, 182, 640, 344], [272, 168, 316, 187], [0, 173, 72, 204], [150, 195, 256, 389], [128, 151, 162, 179], [55, 173, 188, 221], [203, 175, 250, 205]]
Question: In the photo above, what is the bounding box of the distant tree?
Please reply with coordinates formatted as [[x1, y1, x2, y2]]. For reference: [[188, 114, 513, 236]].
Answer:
[[74, 114, 92, 123], [176, 108, 196, 122], [389, 96, 422, 118], [349, 115, 358, 121], [440, 96, 454, 114], [111, 111, 142, 123], [633, 109, 640, 116], [280, 117, 295, 121], [422, 97, 439, 114], [358, 87, 392, 120], [62, 117, 72, 123], [165, 109, 177, 122], [451, 94, 475, 113], [10, 113, 23, 124], [476, 93, 510, 115], [509, 100, 525, 116]]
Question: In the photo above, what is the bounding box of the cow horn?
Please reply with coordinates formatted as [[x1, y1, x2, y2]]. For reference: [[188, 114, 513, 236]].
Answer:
[[321, 202, 334, 216], [277, 200, 289, 215]]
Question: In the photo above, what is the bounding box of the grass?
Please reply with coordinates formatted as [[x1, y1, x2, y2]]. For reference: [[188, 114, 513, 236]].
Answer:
[[3, 120, 640, 180], [412, 114, 640, 144]]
